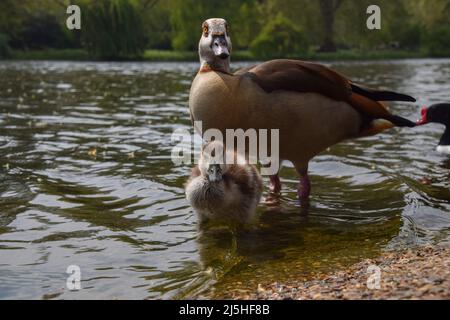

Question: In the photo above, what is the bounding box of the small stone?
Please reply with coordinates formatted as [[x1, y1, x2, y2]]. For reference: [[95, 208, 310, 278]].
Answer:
[[257, 284, 266, 293]]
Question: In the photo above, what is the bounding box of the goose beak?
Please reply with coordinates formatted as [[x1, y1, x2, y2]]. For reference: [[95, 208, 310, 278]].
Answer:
[[212, 36, 229, 59], [416, 107, 428, 125]]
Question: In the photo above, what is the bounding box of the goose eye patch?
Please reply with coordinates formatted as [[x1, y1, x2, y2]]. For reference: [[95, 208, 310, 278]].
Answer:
[[203, 25, 209, 37]]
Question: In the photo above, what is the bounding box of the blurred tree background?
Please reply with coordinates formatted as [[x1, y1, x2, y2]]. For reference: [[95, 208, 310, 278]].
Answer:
[[0, 0, 449, 59]]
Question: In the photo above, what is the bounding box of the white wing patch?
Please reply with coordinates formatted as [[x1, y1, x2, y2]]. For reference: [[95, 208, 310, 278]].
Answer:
[[436, 145, 450, 154]]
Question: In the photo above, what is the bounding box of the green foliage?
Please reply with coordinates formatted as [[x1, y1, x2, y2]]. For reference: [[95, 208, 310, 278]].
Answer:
[[143, 4, 172, 50], [170, 0, 229, 51], [250, 14, 308, 59], [334, 0, 418, 50], [396, 24, 422, 50], [169, 0, 257, 51], [231, 1, 264, 50], [407, 0, 450, 29], [81, 0, 146, 59], [1, 0, 450, 59], [425, 24, 450, 57], [16, 12, 72, 49], [0, 33, 12, 58], [170, 0, 204, 51], [0, 0, 28, 48], [407, 0, 450, 56]]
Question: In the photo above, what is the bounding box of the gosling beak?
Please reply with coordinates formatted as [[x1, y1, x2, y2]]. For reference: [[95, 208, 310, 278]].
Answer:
[[416, 107, 428, 125], [212, 36, 229, 60]]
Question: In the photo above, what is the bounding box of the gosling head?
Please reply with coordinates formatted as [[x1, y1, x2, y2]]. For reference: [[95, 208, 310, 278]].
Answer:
[[199, 140, 229, 182], [198, 18, 232, 73]]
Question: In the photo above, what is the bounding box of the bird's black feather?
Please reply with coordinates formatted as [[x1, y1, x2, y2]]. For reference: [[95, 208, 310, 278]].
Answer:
[[351, 83, 416, 102]]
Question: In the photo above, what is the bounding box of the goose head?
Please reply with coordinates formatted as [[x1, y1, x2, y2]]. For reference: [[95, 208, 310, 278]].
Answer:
[[417, 104, 450, 126], [417, 103, 450, 153], [199, 140, 229, 182], [198, 18, 232, 73]]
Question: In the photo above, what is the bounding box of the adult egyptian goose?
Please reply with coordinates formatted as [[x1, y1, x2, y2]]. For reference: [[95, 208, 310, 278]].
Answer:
[[185, 140, 263, 225], [417, 103, 450, 154], [189, 18, 416, 200]]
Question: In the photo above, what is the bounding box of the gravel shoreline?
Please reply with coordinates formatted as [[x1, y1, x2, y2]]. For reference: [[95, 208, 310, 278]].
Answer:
[[225, 245, 450, 300]]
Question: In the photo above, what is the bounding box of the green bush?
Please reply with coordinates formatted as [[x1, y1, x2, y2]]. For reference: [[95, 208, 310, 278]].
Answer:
[[0, 33, 11, 58], [18, 12, 73, 50], [250, 14, 308, 59], [426, 24, 450, 57], [397, 24, 422, 50], [81, 0, 146, 60]]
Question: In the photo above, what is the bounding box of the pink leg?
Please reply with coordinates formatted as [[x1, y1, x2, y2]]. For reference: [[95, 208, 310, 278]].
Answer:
[[269, 175, 281, 193], [296, 167, 311, 200]]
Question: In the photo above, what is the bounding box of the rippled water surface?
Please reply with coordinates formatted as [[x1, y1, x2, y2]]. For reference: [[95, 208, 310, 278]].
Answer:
[[0, 59, 449, 299]]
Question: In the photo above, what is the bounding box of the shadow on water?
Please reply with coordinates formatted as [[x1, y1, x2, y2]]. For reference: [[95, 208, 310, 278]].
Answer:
[[0, 59, 449, 299]]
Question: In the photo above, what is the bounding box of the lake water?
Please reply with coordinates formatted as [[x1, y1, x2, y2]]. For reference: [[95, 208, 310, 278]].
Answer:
[[0, 59, 449, 299]]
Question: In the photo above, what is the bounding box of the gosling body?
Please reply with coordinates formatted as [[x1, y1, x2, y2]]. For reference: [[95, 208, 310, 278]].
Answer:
[[185, 141, 263, 224]]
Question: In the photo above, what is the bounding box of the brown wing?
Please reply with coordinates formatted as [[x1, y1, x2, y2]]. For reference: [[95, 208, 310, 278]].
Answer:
[[245, 59, 351, 102], [243, 59, 416, 126], [234, 64, 257, 76]]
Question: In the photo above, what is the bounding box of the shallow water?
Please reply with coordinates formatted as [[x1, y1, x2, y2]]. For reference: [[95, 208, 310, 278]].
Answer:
[[0, 59, 449, 299]]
